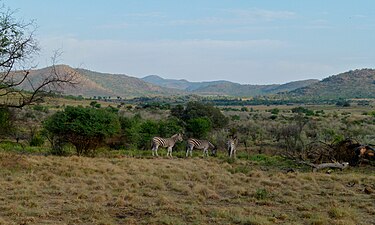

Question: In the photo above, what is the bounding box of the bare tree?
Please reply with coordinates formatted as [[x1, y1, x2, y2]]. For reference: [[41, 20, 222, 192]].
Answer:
[[0, 6, 78, 108]]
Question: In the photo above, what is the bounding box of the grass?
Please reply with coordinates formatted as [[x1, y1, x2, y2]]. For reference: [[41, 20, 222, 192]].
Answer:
[[0, 152, 374, 224]]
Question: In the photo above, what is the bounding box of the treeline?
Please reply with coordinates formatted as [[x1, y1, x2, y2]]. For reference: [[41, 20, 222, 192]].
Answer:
[[1, 99, 375, 163], [39, 101, 228, 156]]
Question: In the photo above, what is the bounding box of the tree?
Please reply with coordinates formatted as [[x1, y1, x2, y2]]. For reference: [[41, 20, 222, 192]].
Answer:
[[0, 5, 78, 108], [171, 101, 228, 129], [186, 117, 212, 138], [43, 106, 120, 156]]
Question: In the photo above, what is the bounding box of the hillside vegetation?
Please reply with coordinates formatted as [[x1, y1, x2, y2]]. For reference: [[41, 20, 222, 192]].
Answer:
[[0, 153, 374, 225], [289, 69, 375, 100]]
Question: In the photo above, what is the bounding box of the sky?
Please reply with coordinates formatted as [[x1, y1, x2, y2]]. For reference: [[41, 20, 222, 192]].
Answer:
[[4, 0, 375, 84]]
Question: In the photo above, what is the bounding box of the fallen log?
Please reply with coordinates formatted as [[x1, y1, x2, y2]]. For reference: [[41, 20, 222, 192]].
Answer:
[[311, 162, 349, 172], [297, 160, 349, 172]]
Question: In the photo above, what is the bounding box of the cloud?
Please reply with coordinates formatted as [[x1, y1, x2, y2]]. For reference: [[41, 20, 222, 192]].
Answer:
[[96, 22, 129, 30], [169, 8, 296, 26], [226, 8, 296, 21]]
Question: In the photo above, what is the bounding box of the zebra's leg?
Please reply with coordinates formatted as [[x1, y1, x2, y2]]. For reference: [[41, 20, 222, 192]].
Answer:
[[155, 146, 159, 157], [152, 146, 155, 156], [168, 147, 172, 158], [186, 146, 189, 157]]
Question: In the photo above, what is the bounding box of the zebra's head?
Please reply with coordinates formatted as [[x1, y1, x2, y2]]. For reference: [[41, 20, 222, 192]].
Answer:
[[172, 133, 183, 142]]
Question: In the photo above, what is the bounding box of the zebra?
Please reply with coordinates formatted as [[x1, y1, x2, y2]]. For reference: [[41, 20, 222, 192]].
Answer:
[[227, 137, 238, 158], [151, 133, 183, 157], [186, 138, 217, 157]]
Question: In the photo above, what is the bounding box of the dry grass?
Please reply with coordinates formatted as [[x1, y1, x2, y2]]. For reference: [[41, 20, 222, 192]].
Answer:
[[0, 153, 374, 224]]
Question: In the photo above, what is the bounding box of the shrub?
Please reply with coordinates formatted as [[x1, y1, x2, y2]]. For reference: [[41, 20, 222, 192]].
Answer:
[[32, 105, 49, 113], [270, 108, 280, 115], [186, 117, 212, 138], [43, 106, 120, 156], [255, 188, 268, 200], [0, 107, 12, 135], [29, 134, 45, 147], [291, 106, 314, 116], [171, 101, 228, 129]]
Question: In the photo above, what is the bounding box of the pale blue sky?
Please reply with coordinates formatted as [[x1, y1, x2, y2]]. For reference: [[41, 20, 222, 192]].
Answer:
[[4, 0, 375, 84]]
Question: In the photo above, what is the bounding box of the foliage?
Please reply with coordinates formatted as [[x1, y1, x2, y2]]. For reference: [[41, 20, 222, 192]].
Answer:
[[270, 108, 280, 115], [32, 105, 49, 113], [29, 133, 45, 147], [119, 114, 183, 150], [0, 107, 12, 135], [291, 106, 314, 116], [186, 117, 212, 138], [336, 100, 351, 107], [43, 106, 120, 156], [171, 101, 228, 129], [90, 101, 101, 108]]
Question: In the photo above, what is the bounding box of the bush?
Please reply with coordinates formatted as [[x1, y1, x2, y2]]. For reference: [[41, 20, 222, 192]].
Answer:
[[186, 117, 212, 138], [291, 107, 314, 116], [171, 101, 228, 129], [43, 106, 120, 156], [29, 134, 45, 147], [0, 107, 12, 135], [270, 108, 280, 115], [32, 105, 49, 113]]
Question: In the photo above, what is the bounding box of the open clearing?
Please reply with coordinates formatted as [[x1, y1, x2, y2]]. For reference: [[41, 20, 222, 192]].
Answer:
[[0, 153, 374, 225]]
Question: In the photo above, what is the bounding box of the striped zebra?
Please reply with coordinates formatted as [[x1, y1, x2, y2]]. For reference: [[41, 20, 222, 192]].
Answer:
[[227, 137, 238, 158], [186, 138, 217, 157], [151, 133, 183, 157]]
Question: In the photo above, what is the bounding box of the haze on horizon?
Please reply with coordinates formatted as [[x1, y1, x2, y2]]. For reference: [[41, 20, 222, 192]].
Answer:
[[5, 0, 375, 84]]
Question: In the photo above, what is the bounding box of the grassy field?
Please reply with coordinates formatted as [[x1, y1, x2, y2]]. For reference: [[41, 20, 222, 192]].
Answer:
[[0, 152, 374, 225]]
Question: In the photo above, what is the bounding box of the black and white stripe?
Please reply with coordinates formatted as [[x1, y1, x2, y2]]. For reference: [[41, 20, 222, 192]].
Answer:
[[227, 137, 238, 158], [186, 138, 217, 157], [151, 133, 183, 157]]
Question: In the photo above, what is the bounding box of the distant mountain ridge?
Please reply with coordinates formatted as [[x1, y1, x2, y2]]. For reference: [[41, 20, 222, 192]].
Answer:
[[20, 65, 375, 99], [142, 75, 233, 91], [21, 65, 184, 98], [142, 74, 319, 96]]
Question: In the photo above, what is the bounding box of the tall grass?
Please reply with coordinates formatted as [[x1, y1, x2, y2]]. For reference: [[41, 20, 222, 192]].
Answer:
[[0, 152, 373, 224]]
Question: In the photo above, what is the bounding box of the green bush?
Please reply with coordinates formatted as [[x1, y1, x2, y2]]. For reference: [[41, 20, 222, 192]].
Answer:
[[255, 188, 268, 200], [32, 105, 49, 113], [270, 108, 280, 115], [29, 134, 45, 147], [171, 101, 228, 129], [291, 106, 314, 116], [43, 106, 120, 156], [0, 107, 12, 135], [186, 117, 212, 138]]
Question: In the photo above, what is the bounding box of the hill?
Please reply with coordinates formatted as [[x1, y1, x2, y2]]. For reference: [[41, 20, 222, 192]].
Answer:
[[19, 66, 374, 99], [20, 65, 184, 98], [289, 69, 375, 99], [143, 75, 319, 97], [142, 75, 235, 91], [1, 152, 374, 224]]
